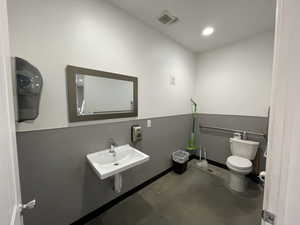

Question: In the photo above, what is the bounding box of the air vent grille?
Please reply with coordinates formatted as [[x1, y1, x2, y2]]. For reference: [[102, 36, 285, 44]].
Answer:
[[158, 11, 178, 25]]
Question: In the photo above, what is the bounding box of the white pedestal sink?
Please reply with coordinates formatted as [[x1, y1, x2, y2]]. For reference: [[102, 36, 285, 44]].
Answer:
[[86, 144, 150, 192]]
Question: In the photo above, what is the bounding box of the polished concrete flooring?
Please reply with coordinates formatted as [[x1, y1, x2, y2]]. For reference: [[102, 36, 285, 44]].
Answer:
[[87, 160, 263, 225]]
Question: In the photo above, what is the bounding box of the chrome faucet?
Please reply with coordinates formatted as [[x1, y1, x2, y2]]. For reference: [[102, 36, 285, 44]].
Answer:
[[108, 138, 117, 157], [242, 131, 248, 140]]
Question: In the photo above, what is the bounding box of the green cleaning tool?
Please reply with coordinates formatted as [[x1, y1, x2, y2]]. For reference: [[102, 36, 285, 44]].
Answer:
[[187, 99, 198, 151]]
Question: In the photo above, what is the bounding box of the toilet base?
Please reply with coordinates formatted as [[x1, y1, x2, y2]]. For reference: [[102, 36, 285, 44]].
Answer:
[[228, 172, 248, 192]]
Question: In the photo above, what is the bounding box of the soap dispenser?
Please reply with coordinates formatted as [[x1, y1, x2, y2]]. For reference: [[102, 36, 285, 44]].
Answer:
[[131, 125, 142, 143]]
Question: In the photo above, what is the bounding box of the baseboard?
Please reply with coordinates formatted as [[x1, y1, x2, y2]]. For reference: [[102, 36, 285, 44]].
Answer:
[[71, 167, 173, 225], [207, 159, 228, 170], [189, 155, 228, 170]]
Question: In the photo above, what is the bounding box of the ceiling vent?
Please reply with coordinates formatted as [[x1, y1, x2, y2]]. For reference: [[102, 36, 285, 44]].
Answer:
[[158, 11, 178, 25]]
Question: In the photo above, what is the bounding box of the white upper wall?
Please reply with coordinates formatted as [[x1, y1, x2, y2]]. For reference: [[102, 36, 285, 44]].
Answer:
[[194, 32, 274, 117], [8, 0, 196, 131]]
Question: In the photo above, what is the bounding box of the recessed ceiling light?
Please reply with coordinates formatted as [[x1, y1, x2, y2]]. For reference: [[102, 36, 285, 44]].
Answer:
[[202, 26, 214, 36]]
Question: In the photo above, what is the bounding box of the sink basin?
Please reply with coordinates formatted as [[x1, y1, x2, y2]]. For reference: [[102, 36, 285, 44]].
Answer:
[[87, 144, 150, 179]]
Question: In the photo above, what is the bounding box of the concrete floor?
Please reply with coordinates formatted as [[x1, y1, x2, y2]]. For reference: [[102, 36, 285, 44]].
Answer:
[[87, 160, 263, 225]]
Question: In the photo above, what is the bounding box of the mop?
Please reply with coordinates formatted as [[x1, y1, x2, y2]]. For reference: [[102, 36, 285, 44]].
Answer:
[[186, 99, 198, 151]]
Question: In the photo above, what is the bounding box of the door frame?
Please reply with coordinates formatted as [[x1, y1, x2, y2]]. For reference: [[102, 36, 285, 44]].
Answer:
[[262, 0, 300, 224], [0, 0, 23, 224]]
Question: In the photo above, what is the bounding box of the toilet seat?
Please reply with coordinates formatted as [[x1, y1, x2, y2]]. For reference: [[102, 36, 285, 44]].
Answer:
[[226, 156, 252, 172]]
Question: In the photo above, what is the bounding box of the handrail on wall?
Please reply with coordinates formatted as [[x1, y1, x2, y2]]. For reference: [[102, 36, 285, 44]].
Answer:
[[199, 125, 266, 139]]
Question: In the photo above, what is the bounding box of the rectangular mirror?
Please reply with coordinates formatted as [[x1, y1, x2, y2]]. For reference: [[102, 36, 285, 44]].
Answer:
[[66, 65, 138, 122]]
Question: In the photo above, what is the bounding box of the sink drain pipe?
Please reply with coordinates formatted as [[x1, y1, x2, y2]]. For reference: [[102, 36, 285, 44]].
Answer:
[[114, 174, 122, 193]]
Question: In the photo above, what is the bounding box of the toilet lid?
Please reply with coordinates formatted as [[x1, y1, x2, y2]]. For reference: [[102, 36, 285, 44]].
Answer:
[[227, 156, 252, 170]]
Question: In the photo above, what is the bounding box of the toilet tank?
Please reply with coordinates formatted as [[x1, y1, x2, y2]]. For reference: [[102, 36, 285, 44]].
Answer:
[[230, 138, 259, 160]]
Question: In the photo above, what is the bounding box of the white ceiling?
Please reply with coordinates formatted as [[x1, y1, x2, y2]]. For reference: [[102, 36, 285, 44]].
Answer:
[[105, 0, 276, 52]]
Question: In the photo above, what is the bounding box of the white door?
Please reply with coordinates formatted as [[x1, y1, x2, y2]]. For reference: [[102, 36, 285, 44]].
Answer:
[[0, 0, 23, 224], [263, 0, 300, 225]]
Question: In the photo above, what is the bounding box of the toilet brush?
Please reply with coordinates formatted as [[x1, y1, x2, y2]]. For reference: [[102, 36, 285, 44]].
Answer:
[[197, 148, 208, 170]]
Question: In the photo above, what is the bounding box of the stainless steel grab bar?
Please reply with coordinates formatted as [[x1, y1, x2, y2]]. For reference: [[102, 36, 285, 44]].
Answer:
[[199, 125, 266, 139]]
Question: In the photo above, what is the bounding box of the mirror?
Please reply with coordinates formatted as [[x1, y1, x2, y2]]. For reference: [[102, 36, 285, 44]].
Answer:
[[76, 75, 134, 114], [66, 65, 138, 122]]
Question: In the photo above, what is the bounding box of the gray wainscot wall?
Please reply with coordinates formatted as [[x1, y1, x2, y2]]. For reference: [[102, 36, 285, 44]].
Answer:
[[16, 115, 192, 225], [16, 113, 268, 225]]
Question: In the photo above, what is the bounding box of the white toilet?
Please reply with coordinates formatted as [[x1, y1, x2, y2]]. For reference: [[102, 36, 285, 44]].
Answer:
[[226, 136, 259, 192]]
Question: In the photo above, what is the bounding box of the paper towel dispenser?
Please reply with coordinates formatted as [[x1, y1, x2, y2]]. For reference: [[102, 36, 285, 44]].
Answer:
[[15, 57, 43, 122]]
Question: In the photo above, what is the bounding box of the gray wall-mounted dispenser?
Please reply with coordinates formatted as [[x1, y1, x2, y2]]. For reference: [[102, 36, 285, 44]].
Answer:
[[15, 57, 43, 122], [131, 125, 142, 143]]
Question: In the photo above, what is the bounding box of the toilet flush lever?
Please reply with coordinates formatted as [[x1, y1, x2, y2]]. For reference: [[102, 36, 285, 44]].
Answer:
[[20, 199, 37, 213]]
